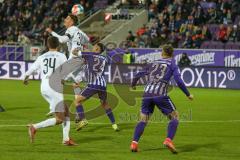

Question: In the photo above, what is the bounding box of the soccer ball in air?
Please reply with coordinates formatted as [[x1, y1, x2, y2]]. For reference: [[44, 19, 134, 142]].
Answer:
[[71, 4, 84, 15]]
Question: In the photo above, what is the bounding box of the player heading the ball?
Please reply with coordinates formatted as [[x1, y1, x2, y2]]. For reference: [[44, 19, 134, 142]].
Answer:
[[46, 14, 90, 129], [46, 14, 89, 60]]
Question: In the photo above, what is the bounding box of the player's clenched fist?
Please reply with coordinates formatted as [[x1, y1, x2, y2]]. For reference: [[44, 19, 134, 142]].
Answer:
[[72, 48, 80, 56], [46, 28, 52, 33]]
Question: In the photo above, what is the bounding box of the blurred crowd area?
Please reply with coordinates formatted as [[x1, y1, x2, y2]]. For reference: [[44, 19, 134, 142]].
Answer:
[[2, 0, 240, 49], [124, 0, 240, 49], [0, 0, 115, 45]]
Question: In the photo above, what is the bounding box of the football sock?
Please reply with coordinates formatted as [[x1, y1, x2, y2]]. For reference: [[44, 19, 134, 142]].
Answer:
[[76, 104, 85, 120], [33, 118, 57, 129], [62, 117, 70, 141], [167, 119, 179, 140], [133, 121, 147, 142], [105, 108, 115, 124]]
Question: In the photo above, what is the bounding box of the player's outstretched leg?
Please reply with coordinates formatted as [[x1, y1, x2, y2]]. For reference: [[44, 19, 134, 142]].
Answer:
[[130, 113, 149, 152], [75, 95, 88, 131], [27, 112, 64, 143], [102, 102, 119, 131], [163, 111, 179, 154]]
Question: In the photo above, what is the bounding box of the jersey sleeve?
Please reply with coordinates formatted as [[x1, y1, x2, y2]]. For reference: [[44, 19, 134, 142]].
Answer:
[[131, 65, 150, 87], [81, 53, 90, 63], [61, 54, 68, 64], [65, 27, 74, 39], [25, 57, 41, 76], [79, 30, 89, 45], [57, 54, 68, 80], [51, 31, 70, 43], [172, 60, 190, 96]]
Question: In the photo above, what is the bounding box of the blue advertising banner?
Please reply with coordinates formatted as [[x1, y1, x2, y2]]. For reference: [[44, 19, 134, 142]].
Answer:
[[179, 67, 240, 89], [0, 61, 41, 80], [108, 48, 240, 67], [105, 64, 240, 89]]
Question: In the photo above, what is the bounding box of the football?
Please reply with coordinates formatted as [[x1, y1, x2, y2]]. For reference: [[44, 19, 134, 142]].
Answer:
[[71, 4, 84, 15]]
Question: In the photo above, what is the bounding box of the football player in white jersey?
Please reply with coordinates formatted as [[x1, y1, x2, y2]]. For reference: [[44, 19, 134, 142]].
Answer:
[[46, 14, 89, 59], [24, 36, 76, 146], [46, 14, 88, 89], [46, 14, 89, 129]]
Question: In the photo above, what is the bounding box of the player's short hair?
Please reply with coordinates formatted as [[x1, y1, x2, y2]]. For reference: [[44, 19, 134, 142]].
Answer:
[[47, 36, 59, 49], [97, 43, 105, 53], [69, 14, 78, 25], [162, 44, 174, 57]]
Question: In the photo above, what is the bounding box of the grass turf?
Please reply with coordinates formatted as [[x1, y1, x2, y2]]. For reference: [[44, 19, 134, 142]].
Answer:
[[0, 80, 240, 160]]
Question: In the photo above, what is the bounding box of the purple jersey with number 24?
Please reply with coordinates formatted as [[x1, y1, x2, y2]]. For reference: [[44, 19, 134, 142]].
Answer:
[[80, 54, 108, 102], [82, 54, 107, 89]]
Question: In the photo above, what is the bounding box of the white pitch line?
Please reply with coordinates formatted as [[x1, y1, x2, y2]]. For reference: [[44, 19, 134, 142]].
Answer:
[[0, 125, 27, 127], [88, 120, 240, 124], [0, 120, 239, 127]]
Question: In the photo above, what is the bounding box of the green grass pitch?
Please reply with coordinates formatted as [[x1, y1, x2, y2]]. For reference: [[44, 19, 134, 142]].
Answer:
[[0, 80, 240, 160]]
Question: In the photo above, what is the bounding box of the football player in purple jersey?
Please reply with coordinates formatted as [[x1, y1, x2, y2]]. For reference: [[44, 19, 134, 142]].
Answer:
[[130, 44, 194, 153], [73, 43, 119, 132]]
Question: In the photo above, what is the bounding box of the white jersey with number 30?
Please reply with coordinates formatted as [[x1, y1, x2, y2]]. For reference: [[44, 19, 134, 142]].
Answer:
[[51, 26, 89, 60], [65, 26, 89, 59], [50, 26, 89, 84]]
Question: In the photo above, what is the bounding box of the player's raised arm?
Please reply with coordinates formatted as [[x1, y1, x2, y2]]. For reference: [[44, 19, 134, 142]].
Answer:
[[46, 28, 70, 43], [131, 66, 149, 89], [172, 61, 193, 100], [72, 48, 90, 56], [78, 29, 90, 45], [23, 57, 41, 85]]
